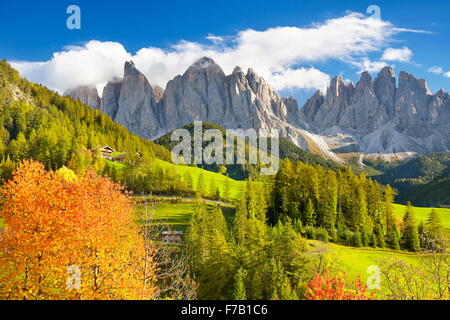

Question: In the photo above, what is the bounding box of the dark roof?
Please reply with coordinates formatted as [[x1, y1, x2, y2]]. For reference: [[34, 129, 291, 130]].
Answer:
[[112, 154, 127, 161], [99, 146, 116, 152]]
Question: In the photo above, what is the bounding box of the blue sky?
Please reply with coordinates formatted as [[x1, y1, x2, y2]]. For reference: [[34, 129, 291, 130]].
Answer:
[[1, 0, 449, 104]]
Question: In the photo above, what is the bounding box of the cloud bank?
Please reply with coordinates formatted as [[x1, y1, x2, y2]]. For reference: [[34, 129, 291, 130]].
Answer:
[[10, 12, 421, 95]]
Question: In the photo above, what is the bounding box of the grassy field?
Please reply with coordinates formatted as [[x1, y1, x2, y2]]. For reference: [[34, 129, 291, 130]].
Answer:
[[393, 204, 450, 235], [102, 158, 126, 170], [329, 243, 421, 279], [0, 218, 4, 228], [135, 202, 235, 232], [154, 159, 246, 202]]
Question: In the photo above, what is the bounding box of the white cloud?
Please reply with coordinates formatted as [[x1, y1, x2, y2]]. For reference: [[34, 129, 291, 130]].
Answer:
[[381, 47, 413, 62], [11, 41, 130, 92], [428, 66, 444, 75], [351, 57, 387, 73], [270, 67, 331, 92], [10, 12, 424, 94], [427, 66, 450, 78]]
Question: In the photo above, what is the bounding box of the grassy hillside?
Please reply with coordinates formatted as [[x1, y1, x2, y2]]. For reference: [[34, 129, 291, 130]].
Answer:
[[154, 159, 246, 202], [393, 204, 450, 235], [135, 202, 235, 232], [321, 242, 422, 280], [140, 203, 196, 232]]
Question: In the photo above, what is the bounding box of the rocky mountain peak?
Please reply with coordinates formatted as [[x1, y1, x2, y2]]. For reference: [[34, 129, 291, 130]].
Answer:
[[358, 71, 373, 88], [124, 60, 139, 76], [192, 56, 217, 67], [65, 85, 101, 110], [65, 59, 450, 162], [187, 57, 223, 74], [398, 71, 431, 95], [301, 89, 325, 124], [435, 88, 447, 96], [100, 78, 122, 119], [395, 71, 433, 132], [353, 72, 374, 101], [374, 66, 396, 118], [378, 66, 395, 79], [329, 75, 345, 96], [232, 66, 243, 74]]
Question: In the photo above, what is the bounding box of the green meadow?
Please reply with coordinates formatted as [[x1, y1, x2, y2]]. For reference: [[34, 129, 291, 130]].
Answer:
[[328, 243, 421, 279], [135, 202, 235, 232], [154, 159, 246, 202], [393, 204, 450, 235]]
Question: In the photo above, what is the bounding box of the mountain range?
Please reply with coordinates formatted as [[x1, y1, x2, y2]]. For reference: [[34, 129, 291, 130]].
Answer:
[[66, 57, 450, 163]]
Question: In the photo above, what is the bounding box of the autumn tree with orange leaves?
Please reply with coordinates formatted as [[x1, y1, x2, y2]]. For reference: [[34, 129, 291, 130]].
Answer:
[[0, 161, 157, 300], [305, 271, 374, 300]]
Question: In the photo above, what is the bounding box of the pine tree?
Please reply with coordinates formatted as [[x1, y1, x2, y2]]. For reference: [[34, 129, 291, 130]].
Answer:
[[318, 171, 338, 231], [387, 229, 401, 250], [232, 268, 247, 300], [424, 209, 445, 251], [279, 191, 289, 223], [249, 271, 263, 300], [234, 192, 249, 243], [402, 203, 420, 251], [304, 199, 316, 227], [196, 173, 206, 198], [426, 209, 444, 239], [184, 172, 194, 193], [353, 179, 368, 232], [8, 132, 28, 162], [384, 185, 396, 235]]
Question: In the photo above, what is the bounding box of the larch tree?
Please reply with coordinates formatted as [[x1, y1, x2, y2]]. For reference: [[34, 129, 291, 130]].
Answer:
[[0, 161, 157, 300]]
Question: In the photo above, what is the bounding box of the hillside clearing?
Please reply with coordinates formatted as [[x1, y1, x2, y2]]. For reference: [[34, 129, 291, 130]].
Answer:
[[393, 204, 450, 235], [154, 159, 246, 202]]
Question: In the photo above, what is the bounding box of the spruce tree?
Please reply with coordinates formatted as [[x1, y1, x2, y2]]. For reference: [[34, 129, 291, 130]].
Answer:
[[425, 209, 445, 251], [426, 209, 444, 239], [402, 203, 421, 251], [304, 199, 316, 227], [196, 173, 206, 198], [234, 192, 248, 244], [384, 185, 396, 235], [232, 268, 247, 300], [184, 172, 194, 193]]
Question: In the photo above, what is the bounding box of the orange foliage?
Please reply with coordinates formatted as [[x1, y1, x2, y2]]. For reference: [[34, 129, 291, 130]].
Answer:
[[305, 271, 374, 300], [0, 161, 156, 300]]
